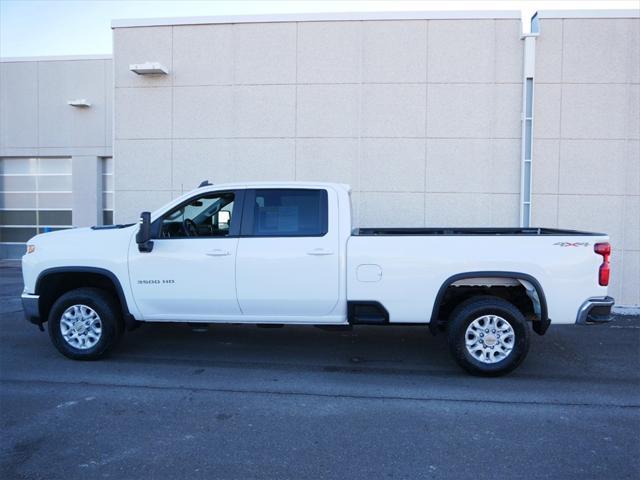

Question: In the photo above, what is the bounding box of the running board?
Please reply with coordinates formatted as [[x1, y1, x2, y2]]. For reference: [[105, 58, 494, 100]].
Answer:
[[348, 301, 389, 325]]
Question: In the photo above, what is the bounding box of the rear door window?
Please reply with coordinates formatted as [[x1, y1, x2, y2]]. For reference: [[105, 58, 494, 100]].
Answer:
[[244, 189, 328, 237]]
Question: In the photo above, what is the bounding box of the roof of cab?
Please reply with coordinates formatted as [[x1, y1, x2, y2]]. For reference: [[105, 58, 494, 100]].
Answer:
[[194, 181, 352, 193]]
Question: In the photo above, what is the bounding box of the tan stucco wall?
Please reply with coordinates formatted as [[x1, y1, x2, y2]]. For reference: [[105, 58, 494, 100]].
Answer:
[[532, 17, 639, 305]]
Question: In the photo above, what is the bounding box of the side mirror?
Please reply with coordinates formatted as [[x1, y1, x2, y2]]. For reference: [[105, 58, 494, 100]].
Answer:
[[218, 210, 231, 225], [136, 211, 154, 252]]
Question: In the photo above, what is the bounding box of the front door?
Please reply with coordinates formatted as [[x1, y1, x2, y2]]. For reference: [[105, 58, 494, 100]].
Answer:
[[235, 188, 340, 317], [128, 190, 241, 321]]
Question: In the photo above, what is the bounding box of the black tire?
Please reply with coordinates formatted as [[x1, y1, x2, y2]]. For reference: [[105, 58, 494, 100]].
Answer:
[[48, 287, 123, 360], [447, 295, 530, 376]]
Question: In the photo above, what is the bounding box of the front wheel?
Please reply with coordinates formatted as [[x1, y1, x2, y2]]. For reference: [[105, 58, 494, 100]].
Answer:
[[48, 287, 123, 360], [447, 296, 530, 376]]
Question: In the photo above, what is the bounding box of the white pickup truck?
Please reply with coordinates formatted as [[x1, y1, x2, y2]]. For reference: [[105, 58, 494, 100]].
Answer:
[[21, 182, 614, 375]]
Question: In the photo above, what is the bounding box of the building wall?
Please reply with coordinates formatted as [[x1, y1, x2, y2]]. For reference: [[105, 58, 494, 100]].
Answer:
[[112, 17, 524, 230], [1, 58, 113, 152], [1, 12, 637, 306], [112, 13, 639, 306], [0, 56, 113, 258], [532, 15, 639, 305]]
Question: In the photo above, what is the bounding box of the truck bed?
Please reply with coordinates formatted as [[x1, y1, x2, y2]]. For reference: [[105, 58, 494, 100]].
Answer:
[[353, 227, 605, 236]]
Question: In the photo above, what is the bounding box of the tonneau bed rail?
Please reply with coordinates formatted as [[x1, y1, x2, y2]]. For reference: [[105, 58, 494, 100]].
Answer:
[[353, 227, 606, 236]]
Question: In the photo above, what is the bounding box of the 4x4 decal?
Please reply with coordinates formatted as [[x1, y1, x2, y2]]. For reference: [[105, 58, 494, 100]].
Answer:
[[553, 242, 590, 247]]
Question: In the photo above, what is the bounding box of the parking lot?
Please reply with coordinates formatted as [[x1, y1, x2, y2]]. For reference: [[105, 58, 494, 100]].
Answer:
[[1, 261, 639, 479]]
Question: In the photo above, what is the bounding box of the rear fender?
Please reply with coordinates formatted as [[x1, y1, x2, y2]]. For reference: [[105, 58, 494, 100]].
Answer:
[[429, 271, 549, 336]]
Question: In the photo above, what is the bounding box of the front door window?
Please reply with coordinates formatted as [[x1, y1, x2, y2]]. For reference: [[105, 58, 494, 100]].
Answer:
[[160, 192, 235, 238]]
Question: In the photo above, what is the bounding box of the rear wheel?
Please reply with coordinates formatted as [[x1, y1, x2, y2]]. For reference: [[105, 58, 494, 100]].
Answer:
[[447, 296, 530, 376], [48, 287, 123, 360]]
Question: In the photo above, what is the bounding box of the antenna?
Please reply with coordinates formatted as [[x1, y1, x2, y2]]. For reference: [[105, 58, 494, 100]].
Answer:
[[198, 180, 212, 188]]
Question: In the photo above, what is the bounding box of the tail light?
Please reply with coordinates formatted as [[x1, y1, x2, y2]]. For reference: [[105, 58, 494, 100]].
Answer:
[[594, 242, 611, 286]]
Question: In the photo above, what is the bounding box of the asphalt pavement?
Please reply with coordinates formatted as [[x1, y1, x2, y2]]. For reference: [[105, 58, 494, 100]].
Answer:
[[1, 262, 639, 479]]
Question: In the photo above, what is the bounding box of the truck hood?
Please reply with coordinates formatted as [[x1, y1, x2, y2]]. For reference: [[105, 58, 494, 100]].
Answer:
[[25, 224, 138, 261], [28, 224, 137, 244]]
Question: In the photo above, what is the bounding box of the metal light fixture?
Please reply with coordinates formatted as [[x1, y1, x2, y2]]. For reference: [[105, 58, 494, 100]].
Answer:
[[67, 99, 91, 107], [129, 62, 169, 75]]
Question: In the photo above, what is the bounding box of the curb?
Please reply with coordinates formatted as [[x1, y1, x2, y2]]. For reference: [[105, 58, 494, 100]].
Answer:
[[613, 305, 640, 316]]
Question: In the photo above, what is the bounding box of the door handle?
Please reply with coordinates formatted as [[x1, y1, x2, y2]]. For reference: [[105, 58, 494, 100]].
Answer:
[[307, 248, 333, 256], [206, 249, 230, 256]]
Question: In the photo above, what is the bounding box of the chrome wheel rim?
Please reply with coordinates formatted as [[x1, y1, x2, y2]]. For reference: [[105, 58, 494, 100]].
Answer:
[[60, 304, 102, 350], [465, 315, 515, 364]]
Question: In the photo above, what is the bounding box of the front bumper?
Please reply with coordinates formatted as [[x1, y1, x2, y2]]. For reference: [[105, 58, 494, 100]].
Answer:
[[576, 296, 615, 325], [21, 293, 40, 325]]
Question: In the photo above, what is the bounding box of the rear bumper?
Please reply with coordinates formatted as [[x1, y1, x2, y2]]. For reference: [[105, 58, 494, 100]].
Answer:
[[576, 296, 615, 325], [21, 293, 40, 325]]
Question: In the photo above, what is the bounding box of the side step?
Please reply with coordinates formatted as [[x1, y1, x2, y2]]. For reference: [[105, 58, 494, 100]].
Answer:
[[348, 301, 389, 325]]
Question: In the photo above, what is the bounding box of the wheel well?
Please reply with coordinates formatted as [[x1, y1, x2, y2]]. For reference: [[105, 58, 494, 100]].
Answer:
[[430, 272, 549, 335], [36, 270, 127, 324], [437, 284, 536, 323]]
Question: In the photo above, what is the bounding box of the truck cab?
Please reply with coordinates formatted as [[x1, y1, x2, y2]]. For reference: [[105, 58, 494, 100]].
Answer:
[[128, 183, 350, 324]]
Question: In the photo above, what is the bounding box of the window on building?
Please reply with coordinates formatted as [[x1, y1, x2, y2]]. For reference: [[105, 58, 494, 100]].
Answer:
[[102, 157, 114, 225], [0, 157, 73, 258]]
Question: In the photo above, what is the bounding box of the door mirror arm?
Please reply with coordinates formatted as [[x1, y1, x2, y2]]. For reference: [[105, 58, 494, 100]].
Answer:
[[136, 211, 154, 253]]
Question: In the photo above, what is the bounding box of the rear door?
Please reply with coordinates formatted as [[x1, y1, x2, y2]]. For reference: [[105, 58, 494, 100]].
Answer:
[[235, 188, 340, 317]]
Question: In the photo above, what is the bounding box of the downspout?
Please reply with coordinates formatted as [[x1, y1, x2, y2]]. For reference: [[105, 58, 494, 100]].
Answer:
[[519, 16, 539, 227]]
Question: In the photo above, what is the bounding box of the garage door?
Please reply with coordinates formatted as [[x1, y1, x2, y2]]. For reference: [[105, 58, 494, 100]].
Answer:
[[0, 157, 73, 259]]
